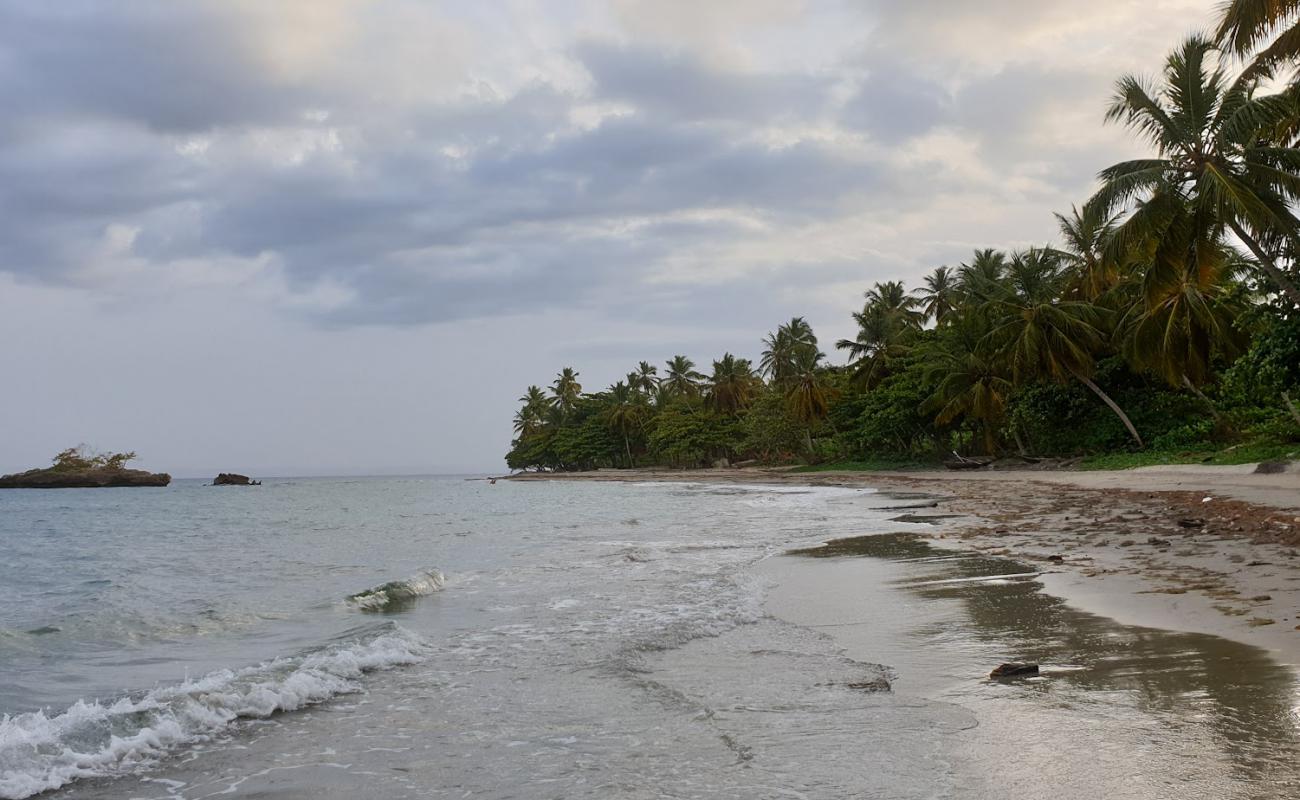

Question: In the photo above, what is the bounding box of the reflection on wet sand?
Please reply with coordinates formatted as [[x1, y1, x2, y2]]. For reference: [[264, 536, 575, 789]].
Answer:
[[789, 533, 1300, 789]]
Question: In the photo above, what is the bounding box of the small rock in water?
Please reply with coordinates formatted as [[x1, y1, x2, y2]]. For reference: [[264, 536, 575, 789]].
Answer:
[[1147, 537, 1171, 546], [1177, 518, 1204, 528], [1047, 554, 1064, 562], [990, 662, 1039, 679]]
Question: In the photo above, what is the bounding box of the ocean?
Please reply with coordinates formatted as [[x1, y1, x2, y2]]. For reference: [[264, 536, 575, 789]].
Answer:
[[1, 476, 1298, 799]]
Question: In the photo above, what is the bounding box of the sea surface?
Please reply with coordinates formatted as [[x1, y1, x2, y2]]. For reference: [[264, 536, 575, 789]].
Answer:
[[0, 476, 1297, 799]]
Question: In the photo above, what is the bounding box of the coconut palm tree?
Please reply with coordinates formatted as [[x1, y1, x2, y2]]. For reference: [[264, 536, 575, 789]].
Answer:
[[1092, 36, 1300, 306], [837, 281, 924, 388], [551, 368, 582, 420], [784, 347, 832, 455], [1054, 204, 1123, 301], [629, 361, 658, 396], [660, 355, 705, 401], [1215, 0, 1300, 80], [1118, 199, 1250, 398], [916, 266, 960, 324], [603, 381, 646, 467], [983, 248, 1145, 447], [706, 353, 759, 415], [760, 317, 819, 385], [956, 249, 1010, 305], [926, 321, 1014, 455], [514, 385, 551, 437], [864, 281, 925, 327]]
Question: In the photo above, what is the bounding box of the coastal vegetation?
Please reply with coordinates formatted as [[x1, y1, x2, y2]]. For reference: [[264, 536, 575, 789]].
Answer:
[[506, 10, 1300, 473], [0, 446, 171, 488]]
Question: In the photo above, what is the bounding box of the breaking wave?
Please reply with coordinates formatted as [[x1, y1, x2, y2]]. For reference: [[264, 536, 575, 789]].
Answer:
[[0, 624, 428, 800], [346, 568, 446, 612]]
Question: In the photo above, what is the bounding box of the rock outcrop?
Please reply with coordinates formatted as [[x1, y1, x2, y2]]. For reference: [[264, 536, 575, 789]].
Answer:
[[0, 467, 171, 489], [989, 662, 1040, 679], [212, 473, 260, 486]]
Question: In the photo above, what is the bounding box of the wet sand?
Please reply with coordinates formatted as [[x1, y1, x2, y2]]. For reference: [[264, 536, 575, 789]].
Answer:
[[761, 533, 1300, 798], [509, 464, 1300, 665]]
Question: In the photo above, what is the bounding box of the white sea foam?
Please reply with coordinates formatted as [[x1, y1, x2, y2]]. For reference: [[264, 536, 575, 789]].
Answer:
[[0, 626, 428, 799]]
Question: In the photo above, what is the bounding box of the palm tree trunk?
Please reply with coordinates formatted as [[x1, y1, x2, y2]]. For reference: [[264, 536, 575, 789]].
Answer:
[[624, 435, 633, 469], [1011, 427, 1029, 456], [1283, 391, 1300, 428], [804, 427, 814, 458], [1225, 219, 1300, 306], [1070, 369, 1144, 448], [1182, 376, 1222, 422]]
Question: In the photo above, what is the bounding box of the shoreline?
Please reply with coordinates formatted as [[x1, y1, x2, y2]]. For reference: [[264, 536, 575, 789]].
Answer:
[[508, 464, 1300, 665]]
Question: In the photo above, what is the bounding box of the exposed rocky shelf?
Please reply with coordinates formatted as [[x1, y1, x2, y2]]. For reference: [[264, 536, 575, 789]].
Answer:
[[0, 446, 170, 488], [0, 466, 171, 488]]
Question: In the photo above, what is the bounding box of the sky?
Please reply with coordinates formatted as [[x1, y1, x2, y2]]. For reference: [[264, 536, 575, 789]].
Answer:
[[0, 0, 1220, 476]]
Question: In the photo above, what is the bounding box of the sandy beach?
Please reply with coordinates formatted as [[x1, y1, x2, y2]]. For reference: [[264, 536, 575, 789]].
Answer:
[[509, 463, 1300, 665]]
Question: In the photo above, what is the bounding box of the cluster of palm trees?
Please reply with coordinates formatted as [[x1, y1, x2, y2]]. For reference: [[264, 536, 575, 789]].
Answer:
[[832, 21, 1300, 449], [513, 327, 826, 466], [508, 5, 1300, 469]]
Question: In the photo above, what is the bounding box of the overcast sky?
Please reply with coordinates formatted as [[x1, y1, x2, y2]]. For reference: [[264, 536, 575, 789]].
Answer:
[[0, 0, 1217, 476]]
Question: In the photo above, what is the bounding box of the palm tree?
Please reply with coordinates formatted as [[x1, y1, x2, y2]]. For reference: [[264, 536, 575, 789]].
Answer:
[[1118, 200, 1249, 399], [837, 281, 924, 388], [864, 281, 925, 326], [551, 368, 582, 420], [956, 249, 1009, 304], [784, 347, 832, 455], [514, 385, 550, 438], [707, 353, 759, 415], [983, 248, 1145, 447], [916, 266, 960, 324], [760, 317, 819, 385], [660, 355, 705, 401], [926, 321, 1014, 455], [603, 381, 645, 467], [629, 361, 658, 396], [1092, 36, 1300, 306], [1215, 0, 1300, 80], [1054, 204, 1122, 301]]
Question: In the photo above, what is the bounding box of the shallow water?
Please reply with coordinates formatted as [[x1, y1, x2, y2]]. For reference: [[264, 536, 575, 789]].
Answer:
[[1, 478, 1297, 798]]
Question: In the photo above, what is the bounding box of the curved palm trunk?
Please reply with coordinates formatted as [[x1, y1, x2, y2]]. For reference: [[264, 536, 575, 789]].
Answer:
[[1182, 376, 1223, 422], [1282, 391, 1300, 428], [1070, 368, 1144, 448], [804, 427, 814, 458], [1225, 219, 1300, 307], [1011, 427, 1029, 457]]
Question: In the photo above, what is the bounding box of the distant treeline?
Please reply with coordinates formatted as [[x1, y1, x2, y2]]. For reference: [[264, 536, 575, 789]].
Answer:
[[506, 14, 1300, 471]]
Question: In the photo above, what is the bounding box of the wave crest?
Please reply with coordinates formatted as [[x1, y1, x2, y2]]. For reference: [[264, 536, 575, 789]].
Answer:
[[347, 569, 445, 612], [0, 625, 428, 800]]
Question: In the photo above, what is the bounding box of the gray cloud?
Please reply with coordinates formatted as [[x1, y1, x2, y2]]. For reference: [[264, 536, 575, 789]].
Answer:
[[0, 2, 310, 132], [574, 41, 834, 123], [0, 0, 1215, 331]]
